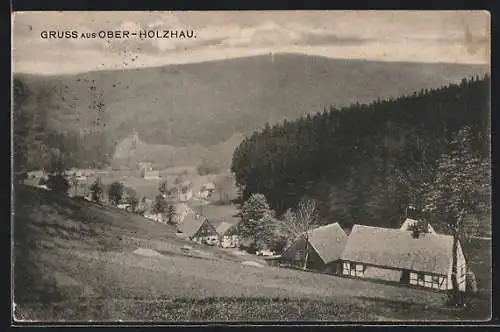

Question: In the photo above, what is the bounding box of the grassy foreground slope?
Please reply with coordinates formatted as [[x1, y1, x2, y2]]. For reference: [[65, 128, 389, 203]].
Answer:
[[13, 186, 489, 322]]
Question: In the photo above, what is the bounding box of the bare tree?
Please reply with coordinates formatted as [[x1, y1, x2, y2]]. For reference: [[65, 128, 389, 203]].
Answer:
[[275, 198, 319, 270]]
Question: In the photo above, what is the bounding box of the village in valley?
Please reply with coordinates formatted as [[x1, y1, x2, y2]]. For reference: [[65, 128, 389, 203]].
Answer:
[[13, 11, 491, 322], [22, 147, 481, 308]]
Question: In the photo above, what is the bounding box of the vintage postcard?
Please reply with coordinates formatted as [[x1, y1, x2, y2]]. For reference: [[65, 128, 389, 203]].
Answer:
[[12, 11, 491, 323]]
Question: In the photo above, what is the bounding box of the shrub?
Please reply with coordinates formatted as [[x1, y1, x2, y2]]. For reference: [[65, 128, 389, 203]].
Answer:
[[89, 178, 104, 203], [108, 182, 124, 206]]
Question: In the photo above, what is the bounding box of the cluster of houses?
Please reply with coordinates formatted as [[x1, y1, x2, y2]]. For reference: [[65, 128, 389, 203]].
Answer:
[[137, 162, 214, 202], [138, 162, 160, 180], [266, 216, 470, 293], [167, 202, 472, 293], [174, 206, 242, 248], [24, 168, 94, 195], [22, 167, 473, 294], [197, 182, 216, 200]]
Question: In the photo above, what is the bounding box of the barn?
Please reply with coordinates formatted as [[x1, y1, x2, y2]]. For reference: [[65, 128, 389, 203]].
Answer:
[[177, 214, 218, 244], [340, 224, 467, 291], [277, 223, 348, 274]]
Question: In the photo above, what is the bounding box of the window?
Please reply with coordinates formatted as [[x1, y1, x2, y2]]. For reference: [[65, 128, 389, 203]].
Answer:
[[457, 264, 467, 287], [410, 272, 418, 285], [410, 272, 425, 286], [343, 262, 350, 275], [343, 262, 364, 277], [432, 276, 441, 289], [295, 249, 306, 262], [355, 264, 364, 277], [411, 272, 446, 289], [424, 275, 432, 288]]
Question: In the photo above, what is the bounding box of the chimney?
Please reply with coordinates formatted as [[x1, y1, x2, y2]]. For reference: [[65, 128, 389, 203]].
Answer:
[[411, 224, 421, 239]]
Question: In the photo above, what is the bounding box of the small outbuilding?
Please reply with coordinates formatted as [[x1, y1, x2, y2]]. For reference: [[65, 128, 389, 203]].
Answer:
[[278, 222, 348, 274]]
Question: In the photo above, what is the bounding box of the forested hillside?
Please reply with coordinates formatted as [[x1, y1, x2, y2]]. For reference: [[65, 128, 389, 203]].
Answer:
[[13, 76, 114, 175], [13, 53, 488, 170], [231, 76, 490, 231]]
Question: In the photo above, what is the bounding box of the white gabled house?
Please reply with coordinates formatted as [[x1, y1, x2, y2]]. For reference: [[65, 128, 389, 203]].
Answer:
[[216, 221, 240, 248]]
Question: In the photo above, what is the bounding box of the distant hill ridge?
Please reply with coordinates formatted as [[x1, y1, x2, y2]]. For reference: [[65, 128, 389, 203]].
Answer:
[[15, 53, 489, 167]]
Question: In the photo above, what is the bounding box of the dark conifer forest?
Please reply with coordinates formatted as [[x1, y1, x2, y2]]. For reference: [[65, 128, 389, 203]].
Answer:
[[231, 76, 490, 229], [13, 76, 115, 175]]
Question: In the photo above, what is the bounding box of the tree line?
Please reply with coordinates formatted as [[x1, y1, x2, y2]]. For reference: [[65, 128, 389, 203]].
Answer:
[[13, 76, 115, 182], [232, 76, 490, 305], [231, 75, 490, 233]]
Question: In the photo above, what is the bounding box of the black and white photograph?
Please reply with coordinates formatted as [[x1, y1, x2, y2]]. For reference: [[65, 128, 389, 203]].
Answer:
[[12, 10, 491, 322]]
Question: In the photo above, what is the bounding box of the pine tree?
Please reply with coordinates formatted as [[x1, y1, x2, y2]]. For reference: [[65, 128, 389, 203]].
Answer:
[[90, 178, 104, 203], [423, 126, 490, 234], [239, 193, 275, 249], [423, 126, 490, 305], [13, 77, 51, 181], [159, 180, 169, 197], [108, 182, 124, 206], [166, 202, 176, 224], [153, 194, 167, 214], [128, 196, 139, 212], [134, 196, 147, 215]]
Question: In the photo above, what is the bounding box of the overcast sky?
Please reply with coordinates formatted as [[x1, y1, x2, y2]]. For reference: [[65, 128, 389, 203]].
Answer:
[[13, 11, 490, 75]]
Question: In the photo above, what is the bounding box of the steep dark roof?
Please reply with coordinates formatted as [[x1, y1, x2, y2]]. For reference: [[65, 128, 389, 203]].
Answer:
[[306, 223, 348, 264], [341, 224, 454, 275], [282, 222, 348, 265], [177, 214, 208, 237]]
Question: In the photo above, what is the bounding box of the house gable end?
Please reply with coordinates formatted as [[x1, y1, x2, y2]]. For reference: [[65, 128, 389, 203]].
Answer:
[[307, 242, 326, 265], [307, 223, 347, 264], [280, 235, 303, 260], [280, 235, 326, 266], [192, 219, 217, 238]]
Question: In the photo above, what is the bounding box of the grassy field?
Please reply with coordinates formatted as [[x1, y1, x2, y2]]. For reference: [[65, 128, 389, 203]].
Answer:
[[13, 185, 491, 322]]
